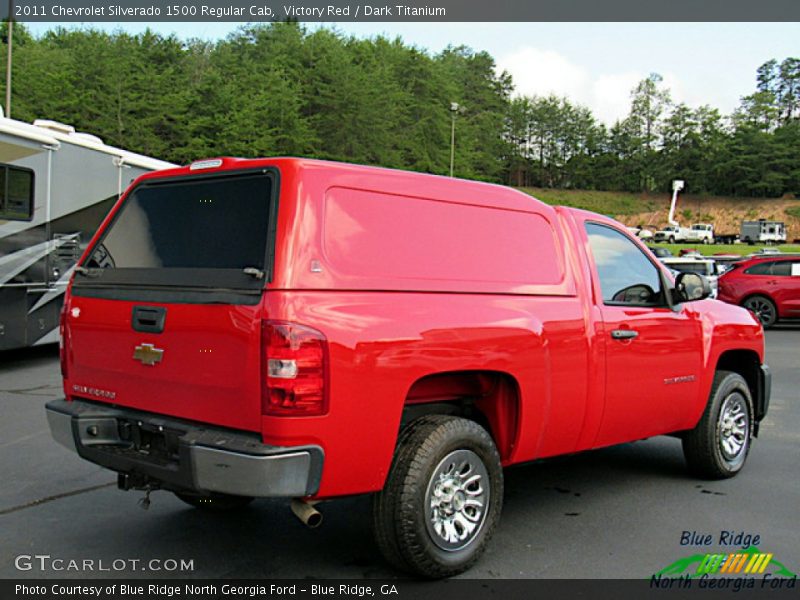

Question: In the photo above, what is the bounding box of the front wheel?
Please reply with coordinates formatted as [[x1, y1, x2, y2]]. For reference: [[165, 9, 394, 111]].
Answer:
[[372, 415, 503, 578], [669, 235, 676, 243], [682, 371, 753, 479], [742, 295, 777, 329]]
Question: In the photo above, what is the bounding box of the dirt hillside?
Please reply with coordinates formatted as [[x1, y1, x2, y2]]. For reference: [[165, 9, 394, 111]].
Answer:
[[621, 196, 800, 241], [519, 187, 800, 242]]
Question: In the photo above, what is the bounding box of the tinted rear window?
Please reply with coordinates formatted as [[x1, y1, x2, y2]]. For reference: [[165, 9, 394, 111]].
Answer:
[[75, 172, 275, 296], [89, 174, 271, 270], [743, 261, 792, 276]]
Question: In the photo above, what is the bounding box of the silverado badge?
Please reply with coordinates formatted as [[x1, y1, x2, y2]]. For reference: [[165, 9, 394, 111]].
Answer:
[[133, 343, 164, 366]]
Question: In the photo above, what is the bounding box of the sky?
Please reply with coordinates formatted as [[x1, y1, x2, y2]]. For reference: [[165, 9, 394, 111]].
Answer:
[[24, 21, 800, 124]]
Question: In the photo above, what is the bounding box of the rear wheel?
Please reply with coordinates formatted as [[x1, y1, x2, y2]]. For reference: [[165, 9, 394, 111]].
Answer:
[[742, 295, 777, 328], [372, 415, 503, 578], [683, 371, 753, 479], [174, 491, 253, 511]]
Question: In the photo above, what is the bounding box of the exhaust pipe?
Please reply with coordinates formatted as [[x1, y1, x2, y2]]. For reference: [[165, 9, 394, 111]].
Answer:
[[291, 498, 322, 528]]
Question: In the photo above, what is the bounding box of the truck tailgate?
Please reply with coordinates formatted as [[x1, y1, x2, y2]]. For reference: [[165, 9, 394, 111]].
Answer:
[[65, 296, 262, 432]]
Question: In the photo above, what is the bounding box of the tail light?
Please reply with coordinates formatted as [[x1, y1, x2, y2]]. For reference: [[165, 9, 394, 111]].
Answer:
[[59, 303, 69, 379], [261, 320, 329, 416]]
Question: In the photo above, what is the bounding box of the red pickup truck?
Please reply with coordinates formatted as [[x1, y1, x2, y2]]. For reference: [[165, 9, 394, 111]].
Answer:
[[46, 158, 770, 577]]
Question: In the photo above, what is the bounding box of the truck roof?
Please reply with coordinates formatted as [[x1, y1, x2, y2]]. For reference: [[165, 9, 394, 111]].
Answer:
[[140, 156, 554, 215]]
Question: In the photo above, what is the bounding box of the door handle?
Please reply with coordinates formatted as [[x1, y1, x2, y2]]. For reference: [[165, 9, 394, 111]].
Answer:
[[132, 306, 167, 334], [611, 329, 639, 340]]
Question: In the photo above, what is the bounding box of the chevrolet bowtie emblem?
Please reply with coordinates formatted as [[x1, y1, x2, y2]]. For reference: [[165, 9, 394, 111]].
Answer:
[[133, 343, 164, 366]]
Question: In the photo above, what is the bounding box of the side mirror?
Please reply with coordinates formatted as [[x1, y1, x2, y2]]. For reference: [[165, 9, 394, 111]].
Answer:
[[673, 272, 712, 303]]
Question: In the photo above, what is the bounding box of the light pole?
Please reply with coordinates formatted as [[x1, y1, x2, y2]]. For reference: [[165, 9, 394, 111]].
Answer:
[[5, 0, 12, 117], [449, 102, 459, 177]]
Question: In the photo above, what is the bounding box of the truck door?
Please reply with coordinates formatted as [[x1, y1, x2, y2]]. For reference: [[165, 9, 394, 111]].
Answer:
[[767, 260, 800, 318], [582, 221, 705, 446]]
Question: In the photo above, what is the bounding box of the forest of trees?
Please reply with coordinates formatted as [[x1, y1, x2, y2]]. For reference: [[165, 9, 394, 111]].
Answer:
[[2, 22, 798, 197]]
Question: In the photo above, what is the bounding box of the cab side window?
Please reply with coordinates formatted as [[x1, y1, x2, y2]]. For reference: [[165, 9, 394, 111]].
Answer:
[[585, 222, 663, 305]]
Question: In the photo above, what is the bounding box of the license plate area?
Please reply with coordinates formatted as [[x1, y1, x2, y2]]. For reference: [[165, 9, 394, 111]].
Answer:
[[119, 419, 183, 464]]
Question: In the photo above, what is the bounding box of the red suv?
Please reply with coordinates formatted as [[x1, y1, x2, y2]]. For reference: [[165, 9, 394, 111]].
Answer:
[[718, 255, 800, 327]]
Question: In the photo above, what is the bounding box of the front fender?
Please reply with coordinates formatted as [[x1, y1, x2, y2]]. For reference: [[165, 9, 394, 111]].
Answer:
[[691, 299, 765, 428]]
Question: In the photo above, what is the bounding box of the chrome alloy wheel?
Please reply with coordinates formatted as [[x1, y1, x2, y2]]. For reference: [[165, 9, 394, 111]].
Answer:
[[425, 449, 490, 551], [717, 392, 749, 465]]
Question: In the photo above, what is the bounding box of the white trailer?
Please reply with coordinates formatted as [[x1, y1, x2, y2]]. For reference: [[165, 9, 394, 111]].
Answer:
[[740, 220, 786, 245], [0, 109, 174, 350]]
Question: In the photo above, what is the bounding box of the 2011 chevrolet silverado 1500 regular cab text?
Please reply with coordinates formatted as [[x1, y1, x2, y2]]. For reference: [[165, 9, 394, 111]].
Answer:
[[46, 158, 770, 577]]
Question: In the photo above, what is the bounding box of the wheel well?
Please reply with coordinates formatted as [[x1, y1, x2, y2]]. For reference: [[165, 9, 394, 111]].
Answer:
[[715, 350, 760, 406], [741, 292, 775, 305], [401, 371, 520, 461]]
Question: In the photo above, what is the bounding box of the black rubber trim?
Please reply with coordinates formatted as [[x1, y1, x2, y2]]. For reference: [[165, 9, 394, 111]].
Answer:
[[74, 267, 266, 290], [757, 364, 771, 422], [71, 285, 262, 305], [45, 398, 323, 495]]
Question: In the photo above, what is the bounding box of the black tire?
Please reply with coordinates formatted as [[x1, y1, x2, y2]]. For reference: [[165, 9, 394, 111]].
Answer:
[[372, 415, 503, 578], [742, 295, 778, 329], [683, 371, 753, 479], [669, 235, 676, 244], [174, 491, 253, 511]]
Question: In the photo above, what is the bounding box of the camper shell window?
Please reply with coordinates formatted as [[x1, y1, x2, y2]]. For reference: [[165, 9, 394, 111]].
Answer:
[[0, 165, 34, 221], [75, 170, 277, 297]]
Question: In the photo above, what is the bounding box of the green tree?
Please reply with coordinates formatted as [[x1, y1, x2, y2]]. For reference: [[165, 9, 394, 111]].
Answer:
[[505, 96, 533, 186], [437, 45, 512, 181], [625, 73, 672, 191]]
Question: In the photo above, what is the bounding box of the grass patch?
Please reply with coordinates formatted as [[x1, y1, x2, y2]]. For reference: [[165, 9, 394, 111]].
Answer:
[[654, 243, 800, 256], [516, 187, 654, 217], [786, 205, 800, 219]]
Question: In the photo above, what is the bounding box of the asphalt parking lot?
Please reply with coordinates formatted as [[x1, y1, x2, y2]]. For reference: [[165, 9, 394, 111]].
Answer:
[[1, 326, 798, 580]]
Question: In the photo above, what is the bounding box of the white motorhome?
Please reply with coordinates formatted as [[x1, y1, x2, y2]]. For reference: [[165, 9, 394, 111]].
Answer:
[[740, 220, 786, 245], [0, 109, 174, 351]]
